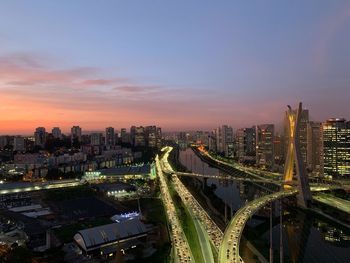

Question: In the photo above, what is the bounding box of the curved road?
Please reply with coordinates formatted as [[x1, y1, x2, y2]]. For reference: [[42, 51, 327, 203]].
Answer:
[[218, 190, 297, 263]]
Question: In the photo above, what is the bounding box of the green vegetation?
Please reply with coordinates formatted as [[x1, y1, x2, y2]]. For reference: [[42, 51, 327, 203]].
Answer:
[[140, 198, 167, 226], [54, 217, 112, 243], [45, 184, 94, 201], [210, 242, 218, 263], [167, 177, 205, 263], [132, 146, 160, 163], [179, 176, 227, 229]]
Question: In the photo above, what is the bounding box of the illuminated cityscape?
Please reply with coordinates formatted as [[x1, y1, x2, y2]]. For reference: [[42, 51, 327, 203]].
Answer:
[[0, 1, 350, 263]]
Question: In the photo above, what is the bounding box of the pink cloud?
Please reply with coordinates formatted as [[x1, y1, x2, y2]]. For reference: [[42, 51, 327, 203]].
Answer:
[[0, 52, 332, 135], [114, 85, 162, 93], [79, 78, 128, 87]]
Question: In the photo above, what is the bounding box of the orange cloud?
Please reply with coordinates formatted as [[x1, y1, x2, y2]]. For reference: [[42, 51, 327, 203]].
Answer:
[[0, 52, 299, 135]]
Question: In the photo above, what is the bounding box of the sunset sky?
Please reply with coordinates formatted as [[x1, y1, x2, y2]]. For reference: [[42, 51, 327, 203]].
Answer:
[[1, 1, 350, 134]]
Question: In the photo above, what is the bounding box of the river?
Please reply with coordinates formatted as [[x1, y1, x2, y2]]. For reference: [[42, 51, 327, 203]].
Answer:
[[179, 148, 350, 263]]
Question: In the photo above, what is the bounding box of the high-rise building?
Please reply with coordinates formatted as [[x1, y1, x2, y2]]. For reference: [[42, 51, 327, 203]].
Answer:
[[156, 127, 162, 148], [145, 126, 157, 147], [71, 126, 82, 143], [307, 122, 322, 176], [129, 125, 161, 147], [134, 126, 145, 147], [120, 128, 127, 138], [13, 136, 25, 152], [105, 127, 115, 147], [130, 126, 136, 146], [284, 107, 309, 167], [214, 127, 223, 153], [34, 127, 46, 147], [52, 127, 62, 139], [222, 125, 234, 157], [120, 128, 130, 144], [274, 133, 285, 165], [0, 136, 8, 149], [208, 134, 216, 152], [236, 127, 256, 163], [322, 118, 350, 178], [90, 133, 103, 146], [256, 124, 274, 168], [213, 125, 233, 157]]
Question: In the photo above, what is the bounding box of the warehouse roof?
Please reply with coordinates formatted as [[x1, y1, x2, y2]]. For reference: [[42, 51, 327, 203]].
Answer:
[[73, 218, 147, 252]]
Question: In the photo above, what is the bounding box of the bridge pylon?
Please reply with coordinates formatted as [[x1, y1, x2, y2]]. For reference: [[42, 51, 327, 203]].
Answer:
[[283, 102, 312, 207]]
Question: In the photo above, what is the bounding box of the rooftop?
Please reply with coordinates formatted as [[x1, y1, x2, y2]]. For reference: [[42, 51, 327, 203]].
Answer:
[[74, 218, 147, 251]]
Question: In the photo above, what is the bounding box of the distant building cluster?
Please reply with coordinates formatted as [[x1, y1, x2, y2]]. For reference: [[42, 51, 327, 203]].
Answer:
[[208, 125, 234, 158], [174, 106, 350, 178], [0, 125, 162, 181]]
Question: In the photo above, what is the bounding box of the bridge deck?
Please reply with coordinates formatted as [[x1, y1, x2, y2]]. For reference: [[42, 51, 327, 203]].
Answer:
[[218, 190, 297, 263]]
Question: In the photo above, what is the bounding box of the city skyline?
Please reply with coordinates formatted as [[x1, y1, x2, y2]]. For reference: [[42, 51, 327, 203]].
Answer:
[[0, 111, 349, 136], [1, 1, 350, 134], [1, 2, 349, 262]]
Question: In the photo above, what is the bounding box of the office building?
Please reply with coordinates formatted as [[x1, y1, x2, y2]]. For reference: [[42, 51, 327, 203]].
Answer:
[[105, 127, 115, 147], [322, 118, 350, 178], [34, 127, 46, 147], [120, 128, 130, 144], [130, 126, 136, 146], [0, 136, 8, 149], [214, 127, 223, 153], [71, 126, 82, 143], [13, 136, 25, 152], [274, 133, 285, 165], [213, 125, 233, 157], [208, 134, 216, 152], [256, 124, 274, 168], [222, 125, 234, 157], [236, 127, 256, 163], [156, 127, 162, 148], [52, 127, 62, 139], [307, 122, 322, 176], [145, 126, 157, 147], [134, 126, 146, 147], [90, 133, 103, 146]]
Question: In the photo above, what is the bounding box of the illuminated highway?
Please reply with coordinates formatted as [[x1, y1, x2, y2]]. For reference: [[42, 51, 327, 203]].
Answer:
[[0, 179, 82, 194], [155, 155, 193, 263], [161, 147, 223, 249], [197, 147, 342, 192], [196, 147, 281, 185], [171, 175, 223, 249], [313, 193, 350, 214], [162, 146, 344, 263], [189, 141, 349, 263], [218, 190, 297, 263], [176, 171, 280, 184]]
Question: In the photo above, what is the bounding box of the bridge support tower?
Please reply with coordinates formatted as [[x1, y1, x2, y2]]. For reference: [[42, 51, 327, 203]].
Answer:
[[283, 102, 312, 207]]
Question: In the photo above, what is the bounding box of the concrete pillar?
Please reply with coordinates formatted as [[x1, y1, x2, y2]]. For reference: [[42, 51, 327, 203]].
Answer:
[[270, 202, 273, 263]]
